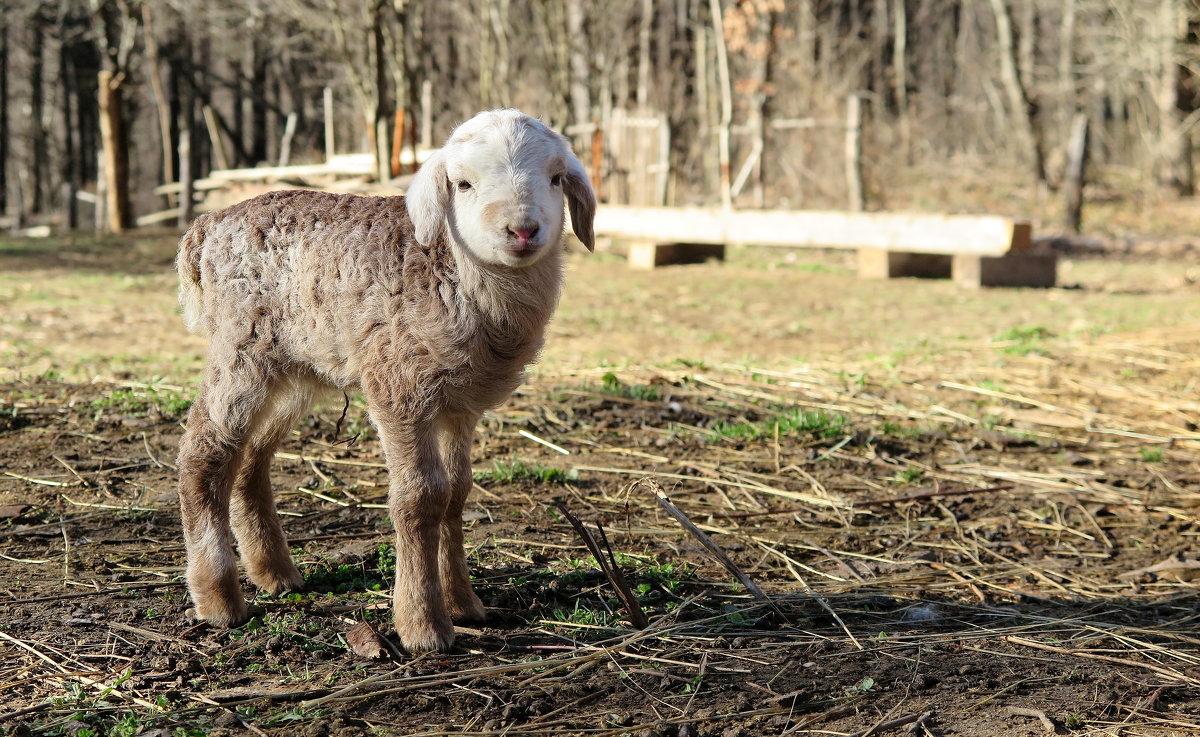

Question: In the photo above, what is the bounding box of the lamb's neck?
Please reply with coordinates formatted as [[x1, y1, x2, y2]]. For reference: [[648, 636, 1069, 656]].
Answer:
[[453, 245, 563, 331]]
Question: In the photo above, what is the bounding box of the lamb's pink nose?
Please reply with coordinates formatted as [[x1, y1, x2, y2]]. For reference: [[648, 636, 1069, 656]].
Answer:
[[509, 224, 539, 247]]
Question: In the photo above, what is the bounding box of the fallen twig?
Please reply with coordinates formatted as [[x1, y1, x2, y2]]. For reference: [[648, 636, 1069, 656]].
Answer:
[[1004, 706, 1056, 734], [553, 501, 649, 629], [634, 478, 784, 618], [1004, 635, 1200, 686]]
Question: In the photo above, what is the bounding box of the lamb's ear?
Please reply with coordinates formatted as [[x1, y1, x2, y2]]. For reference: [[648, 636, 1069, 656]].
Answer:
[[405, 148, 450, 245], [562, 152, 596, 252]]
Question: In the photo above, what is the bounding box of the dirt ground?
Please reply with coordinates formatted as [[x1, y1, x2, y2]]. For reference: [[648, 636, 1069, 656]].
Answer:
[[2, 233, 1200, 736]]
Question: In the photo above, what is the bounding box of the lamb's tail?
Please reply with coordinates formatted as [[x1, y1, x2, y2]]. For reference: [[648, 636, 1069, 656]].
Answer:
[[176, 218, 209, 335]]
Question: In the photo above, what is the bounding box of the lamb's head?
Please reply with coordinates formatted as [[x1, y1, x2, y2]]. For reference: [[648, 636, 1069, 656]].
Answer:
[[406, 109, 596, 268]]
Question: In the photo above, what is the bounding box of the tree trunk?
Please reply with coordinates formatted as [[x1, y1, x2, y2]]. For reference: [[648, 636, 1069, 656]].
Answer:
[[372, 1, 392, 183], [845, 93, 864, 212], [987, 0, 1047, 186], [1063, 113, 1089, 232], [636, 0, 653, 110], [142, 4, 175, 207], [30, 10, 46, 214], [566, 0, 590, 125], [97, 69, 130, 233], [0, 21, 8, 215], [892, 0, 911, 160], [178, 31, 195, 228], [1157, 0, 1194, 196], [1058, 0, 1076, 129], [709, 0, 732, 209]]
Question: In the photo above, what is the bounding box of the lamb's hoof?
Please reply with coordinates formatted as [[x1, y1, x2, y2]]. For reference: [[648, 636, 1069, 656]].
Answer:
[[249, 563, 305, 596], [186, 597, 249, 628], [446, 591, 487, 624], [396, 616, 456, 653]]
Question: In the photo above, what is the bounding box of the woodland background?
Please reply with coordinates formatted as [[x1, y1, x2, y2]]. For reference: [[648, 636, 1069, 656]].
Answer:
[[0, 0, 1196, 233]]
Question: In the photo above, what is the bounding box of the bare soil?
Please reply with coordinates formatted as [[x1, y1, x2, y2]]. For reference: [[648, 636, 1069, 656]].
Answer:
[[2, 235, 1200, 736]]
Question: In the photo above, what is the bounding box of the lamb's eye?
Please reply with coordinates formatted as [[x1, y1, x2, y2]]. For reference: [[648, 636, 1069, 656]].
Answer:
[[550, 174, 564, 187], [456, 180, 472, 192]]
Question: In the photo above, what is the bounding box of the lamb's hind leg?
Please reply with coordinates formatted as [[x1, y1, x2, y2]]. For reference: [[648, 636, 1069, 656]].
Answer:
[[179, 372, 270, 627], [230, 379, 313, 595], [439, 412, 486, 623]]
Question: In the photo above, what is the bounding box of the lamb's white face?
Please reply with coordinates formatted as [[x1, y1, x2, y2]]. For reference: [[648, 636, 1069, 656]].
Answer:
[[405, 110, 596, 268]]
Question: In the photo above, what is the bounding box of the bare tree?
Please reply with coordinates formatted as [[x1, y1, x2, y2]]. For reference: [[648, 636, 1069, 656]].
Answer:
[[90, 0, 140, 233], [988, 0, 1047, 186], [1156, 0, 1194, 195]]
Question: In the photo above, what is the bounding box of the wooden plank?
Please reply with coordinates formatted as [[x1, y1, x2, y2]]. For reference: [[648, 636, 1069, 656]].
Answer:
[[136, 208, 184, 227], [953, 253, 1057, 288], [594, 206, 1029, 257], [627, 242, 725, 270], [154, 179, 226, 196], [857, 249, 951, 279]]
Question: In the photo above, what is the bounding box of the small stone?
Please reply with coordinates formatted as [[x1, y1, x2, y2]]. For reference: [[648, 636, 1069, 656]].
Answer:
[[63, 720, 92, 737]]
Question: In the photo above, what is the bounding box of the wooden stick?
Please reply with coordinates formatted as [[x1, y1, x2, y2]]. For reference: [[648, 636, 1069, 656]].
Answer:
[[553, 501, 649, 629], [1004, 636, 1200, 686], [636, 478, 783, 617]]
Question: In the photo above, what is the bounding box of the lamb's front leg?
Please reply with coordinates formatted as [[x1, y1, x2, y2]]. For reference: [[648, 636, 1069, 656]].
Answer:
[[370, 403, 455, 653], [439, 413, 486, 623]]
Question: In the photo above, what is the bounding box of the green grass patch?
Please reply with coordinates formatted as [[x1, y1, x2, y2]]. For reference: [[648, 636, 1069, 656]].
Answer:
[[891, 466, 925, 485], [995, 325, 1054, 356], [475, 459, 577, 484], [710, 408, 846, 442], [875, 420, 927, 440], [599, 371, 662, 401], [300, 543, 395, 594], [551, 600, 617, 628], [89, 385, 193, 420]]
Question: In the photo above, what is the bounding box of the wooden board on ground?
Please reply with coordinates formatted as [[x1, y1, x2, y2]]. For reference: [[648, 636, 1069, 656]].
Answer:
[[596, 205, 1051, 287], [595, 206, 1031, 256]]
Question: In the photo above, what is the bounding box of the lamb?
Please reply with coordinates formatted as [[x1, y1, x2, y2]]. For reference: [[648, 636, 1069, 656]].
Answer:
[[175, 109, 596, 652]]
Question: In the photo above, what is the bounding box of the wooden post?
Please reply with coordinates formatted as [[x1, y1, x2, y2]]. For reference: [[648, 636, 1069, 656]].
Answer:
[[407, 106, 418, 174], [61, 182, 77, 230], [202, 105, 230, 171], [591, 127, 603, 201], [278, 112, 298, 167], [419, 79, 432, 149], [391, 109, 405, 178], [656, 114, 669, 206], [178, 105, 194, 227], [709, 0, 733, 209], [1063, 113, 1090, 233], [98, 69, 130, 233], [8, 170, 23, 233], [323, 86, 335, 162], [94, 149, 106, 231], [845, 93, 864, 212]]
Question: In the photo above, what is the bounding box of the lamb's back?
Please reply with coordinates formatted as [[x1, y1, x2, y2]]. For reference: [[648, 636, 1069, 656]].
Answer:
[[177, 190, 422, 385]]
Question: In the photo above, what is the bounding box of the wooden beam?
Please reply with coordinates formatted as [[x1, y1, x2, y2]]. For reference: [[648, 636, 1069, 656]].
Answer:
[[594, 206, 1030, 257], [953, 253, 1057, 288], [202, 105, 230, 171], [324, 86, 335, 161], [627, 242, 725, 270], [858, 249, 951, 279]]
